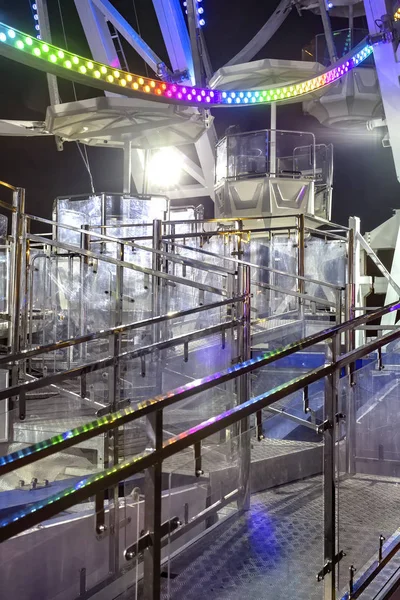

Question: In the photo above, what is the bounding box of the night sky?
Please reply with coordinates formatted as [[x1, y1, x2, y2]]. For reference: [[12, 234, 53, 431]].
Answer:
[[0, 0, 398, 231]]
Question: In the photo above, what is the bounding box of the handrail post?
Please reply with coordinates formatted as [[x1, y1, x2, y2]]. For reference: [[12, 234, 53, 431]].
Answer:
[[323, 332, 340, 600], [238, 263, 251, 510], [8, 188, 25, 440], [151, 220, 163, 387], [236, 217, 251, 510], [9, 187, 25, 360], [297, 213, 306, 336], [107, 241, 124, 575], [20, 215, 30, 369], [346, 223, 356, 474], [79, 225, 89, 399], [143, 409, 163, 600], [143, 220, 164, 599]]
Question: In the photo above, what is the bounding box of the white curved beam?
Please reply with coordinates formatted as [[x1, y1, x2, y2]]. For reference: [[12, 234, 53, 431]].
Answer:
[[225, 0, 293, 67]]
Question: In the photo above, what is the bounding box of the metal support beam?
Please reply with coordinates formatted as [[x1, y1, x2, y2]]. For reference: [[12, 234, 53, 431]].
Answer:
[[123, 141, 132, 194], [36, 0, 63, 151], [349, 217, 363, 347], [318, 0, 337, 64], [89, 0, 166, 75], [152, 0, 194, 82], [323, 334, 340, 599], [174, 148, 207, 187], [357, 230, 400, 298], [378, 211, 400, 328], [186, 0, 203, 86], [143, 410, 163, 600], [270, 102, 277, 176], [8, 188, 25, 441], [364, 0, 400, 183], [225, 0, 292, 66], [74, 0, 121, 69], [194, 126, 217, 200]]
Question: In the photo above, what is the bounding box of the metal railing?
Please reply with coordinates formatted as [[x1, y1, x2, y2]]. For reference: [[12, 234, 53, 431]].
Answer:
[[1, 297, 400, 599], [1, 182, 391, 600]]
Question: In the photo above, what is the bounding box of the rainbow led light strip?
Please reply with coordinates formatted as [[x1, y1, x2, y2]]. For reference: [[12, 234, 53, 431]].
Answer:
[[0, 367, 327, 535], [0, 20, 374, 108]]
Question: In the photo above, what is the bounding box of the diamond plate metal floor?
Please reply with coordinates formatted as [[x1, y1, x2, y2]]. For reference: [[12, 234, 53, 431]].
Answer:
[[121, 474, 400, 600]]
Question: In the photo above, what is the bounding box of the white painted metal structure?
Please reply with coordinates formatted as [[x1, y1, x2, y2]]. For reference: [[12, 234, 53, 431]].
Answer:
[[0, 1, 399, 198]]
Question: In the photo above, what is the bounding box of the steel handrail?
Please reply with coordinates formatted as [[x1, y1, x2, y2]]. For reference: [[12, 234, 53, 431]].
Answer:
[[0, 363, 331, 542], [28, 233, 227, 297], [168, 241, 344, 292], [0, 319, 239, 405], [1, 323, 400, 543], [29, 213, 237, 277], [0, 180, 16, 192], [0, 299, 399, 481], [0, 297, 242, 367]]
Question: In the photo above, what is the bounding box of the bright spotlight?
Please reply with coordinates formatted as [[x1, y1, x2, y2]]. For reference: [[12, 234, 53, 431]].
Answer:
[[148, 148, 181, 189]]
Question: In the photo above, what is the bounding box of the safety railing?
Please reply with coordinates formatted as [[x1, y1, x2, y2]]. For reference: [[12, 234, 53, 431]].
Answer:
[[215, 129, 317, 183], [1, 298, 400, 600], [2, 183, 389, 600]]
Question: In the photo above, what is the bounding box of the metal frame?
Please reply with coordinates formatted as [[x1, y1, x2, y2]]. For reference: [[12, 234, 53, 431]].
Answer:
[[0, 183, 393, 600], [1, 302, 400, 600]]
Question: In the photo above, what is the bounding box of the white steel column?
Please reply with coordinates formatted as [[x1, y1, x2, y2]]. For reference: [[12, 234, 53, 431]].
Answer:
[[36, 0, 63, 150], [152, 0, 194, 82], [270, 102, 277, 176], [349, 216, 364, 347], [364, 0, 400, 183], [381, 210, 400, 327]]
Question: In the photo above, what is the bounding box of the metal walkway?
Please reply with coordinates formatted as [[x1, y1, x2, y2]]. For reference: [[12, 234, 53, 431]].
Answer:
[[125, 474, 400, 600]]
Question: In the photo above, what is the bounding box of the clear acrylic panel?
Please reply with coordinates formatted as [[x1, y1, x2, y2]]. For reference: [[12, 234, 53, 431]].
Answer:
[[0, 479, 145, 600], [337, 342, 400, 596]]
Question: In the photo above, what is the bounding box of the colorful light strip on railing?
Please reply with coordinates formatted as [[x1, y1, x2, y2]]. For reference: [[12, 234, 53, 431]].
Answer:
[[0, 325, 334, 475], [0, 21, 374, 107], [0, 369, 324, 534]]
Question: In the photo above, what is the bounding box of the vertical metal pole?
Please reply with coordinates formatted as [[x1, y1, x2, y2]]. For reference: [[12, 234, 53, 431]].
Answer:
[[151, 220, 162, 346], [143, 410, 163, 600], [346, 222, 357, 475], [186, 0, 203, 86], [143, 220, 164, 599], [298, 214, 306, 335], [238, 263, 252, 511], [107, 241, 124, 576], [9, 188, 25, 372], [20, 216, 30, 369], [101, 193, 106, 254], [348, 5, 354, 46], [318, 0, 337, 64], [235, 219, 252, 510], [35, 0, 63, 151], [324, 333, 340, 600], [270, 103, 277, 176], [79, 225, 89, 398], [8, 188, 25, 440], [123, 142, 132, 195], [143, 150, 150, 196]]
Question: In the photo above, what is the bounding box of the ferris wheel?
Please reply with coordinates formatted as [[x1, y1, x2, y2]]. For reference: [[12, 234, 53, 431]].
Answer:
[[0, 0, 398, 197]]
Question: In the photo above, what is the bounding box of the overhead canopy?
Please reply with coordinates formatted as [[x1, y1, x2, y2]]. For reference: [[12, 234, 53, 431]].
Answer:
[[45, 96, 208, 149]]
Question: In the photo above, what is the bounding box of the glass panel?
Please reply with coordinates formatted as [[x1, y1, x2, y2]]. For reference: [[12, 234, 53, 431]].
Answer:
[[163, 427, 243, 600], [0, 480, 146, 600], [161, 410, 324, 600], [337, 342, 400, 596]]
